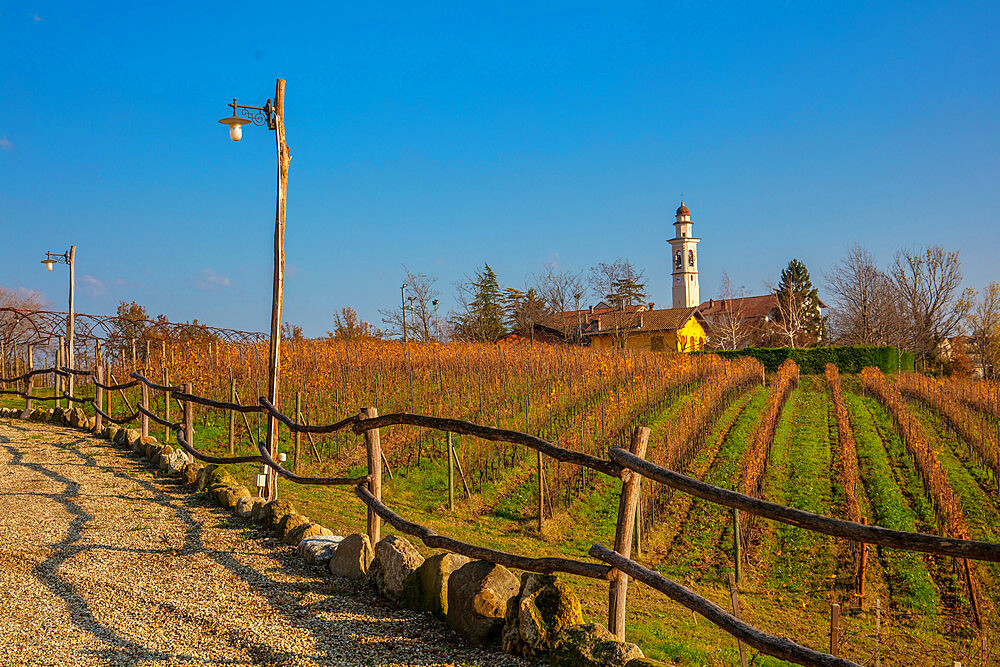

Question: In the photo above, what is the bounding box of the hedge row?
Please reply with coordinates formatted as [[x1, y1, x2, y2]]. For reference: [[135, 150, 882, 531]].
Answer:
[[701, 345, 915, 374]]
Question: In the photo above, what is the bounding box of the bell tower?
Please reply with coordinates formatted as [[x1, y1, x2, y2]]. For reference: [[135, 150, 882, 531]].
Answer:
[[668, 202, 700, 308]]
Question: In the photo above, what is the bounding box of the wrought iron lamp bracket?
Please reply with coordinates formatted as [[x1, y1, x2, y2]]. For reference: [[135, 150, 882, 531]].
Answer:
[[229, 98, 276, 130]]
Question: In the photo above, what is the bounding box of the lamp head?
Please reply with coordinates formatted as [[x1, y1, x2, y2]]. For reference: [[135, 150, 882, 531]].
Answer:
[[41, 258, 56, 271], [219, 113, 251, 141]]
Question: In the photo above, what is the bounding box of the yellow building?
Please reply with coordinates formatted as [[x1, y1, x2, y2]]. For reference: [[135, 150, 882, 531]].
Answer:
[[584, 307, 708, 352]]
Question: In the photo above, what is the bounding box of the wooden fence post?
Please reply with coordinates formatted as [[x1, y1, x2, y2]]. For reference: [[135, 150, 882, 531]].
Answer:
[[228, 377, 236, 454], [607, 425, 650, 641], [183, 382, 194, 448], [55, 337, 63, 408], [106, 364, 112, 417], [95, 365, 104, 430], [728, 573, 748, 667], [163, 369, 171, 444], [448, 431, 455, 510], [25, 344, 34, 411], [830, 603, 840, 657], [140, 378, 149, 438], [361, 406, 382, 546], [294, 390, 302, 474]]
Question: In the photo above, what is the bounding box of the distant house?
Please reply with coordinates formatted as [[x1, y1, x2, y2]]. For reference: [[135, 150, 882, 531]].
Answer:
[[542, 302, 649, 343], [497, 323, 574, 345], [582, 306, 708, 352], [697, 294, 826, 348]]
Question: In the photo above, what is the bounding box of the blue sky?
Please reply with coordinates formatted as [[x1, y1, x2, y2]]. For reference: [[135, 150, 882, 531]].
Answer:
[[3, 2, 998, 336]]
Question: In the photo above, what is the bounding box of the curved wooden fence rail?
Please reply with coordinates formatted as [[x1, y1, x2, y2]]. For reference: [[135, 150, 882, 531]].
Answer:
[[5, 363, 1000, 667]]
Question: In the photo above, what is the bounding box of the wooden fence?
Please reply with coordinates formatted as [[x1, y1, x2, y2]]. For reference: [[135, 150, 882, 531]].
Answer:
[[4, 363, 1000, 667]]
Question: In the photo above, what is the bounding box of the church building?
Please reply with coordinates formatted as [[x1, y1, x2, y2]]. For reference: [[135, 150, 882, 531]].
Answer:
[[570, 202, 708, 352]]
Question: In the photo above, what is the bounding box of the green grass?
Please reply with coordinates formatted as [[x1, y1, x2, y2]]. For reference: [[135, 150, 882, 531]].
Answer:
[[844, 391, 940, 616], [757, 378, 837, 597]]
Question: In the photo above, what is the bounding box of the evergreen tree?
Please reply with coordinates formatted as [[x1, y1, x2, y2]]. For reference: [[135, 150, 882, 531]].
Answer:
[[452, 263, 506, 342], [775, 259, 824, 346]]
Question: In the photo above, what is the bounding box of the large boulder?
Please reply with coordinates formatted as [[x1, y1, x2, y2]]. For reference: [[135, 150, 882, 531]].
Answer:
[[214, 485, 251, 509], [280, 514, 313, 544], [549, 624, 644, 667], [298, 523, 335, 540], [235, 495, 266, 519], [446, 560, 519, 646], [155, 444, 175, 471], [166, 448, 190, 475], [329, 533, 374, 580], [119, 428, 140, 448], [501, 573, 584, 658], [298, 536, 343, 566], [367, 535, 424, 602], [202, 464, 237, 491], [180, 462, 203, 487], [401, 552, 469, 617], [284, 521, 333, 546], [251, 499, 271, 523], [262, 498, 297, 529]]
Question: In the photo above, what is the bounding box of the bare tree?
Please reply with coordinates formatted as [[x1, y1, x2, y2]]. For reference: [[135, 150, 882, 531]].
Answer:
[[590, 258, 647, 310], [0, 286, 48, 367], [379, 267, 441, 342], [706, 272, 753, 350], [535, 265, 585, 340], [890, 246, 974, 364], [589, 258, 647, 350], [968, 282, 1000, 380], [327, 307, 381, 340], [825, 245, 904, 346]]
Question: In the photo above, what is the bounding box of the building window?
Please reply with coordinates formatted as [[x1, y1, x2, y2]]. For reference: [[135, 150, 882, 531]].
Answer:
[[688, 249, 695, 267], [674, 251, 682, 269]]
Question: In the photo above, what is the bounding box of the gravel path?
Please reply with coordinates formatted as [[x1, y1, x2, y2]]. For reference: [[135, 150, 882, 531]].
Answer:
[[0, 417, 527, 667]]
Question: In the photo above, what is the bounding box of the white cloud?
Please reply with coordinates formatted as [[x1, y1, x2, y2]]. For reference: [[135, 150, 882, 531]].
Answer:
[[0, 136, 12, 151], [82, 275, 106, 297], [30, 13, 43, 23], [195, 268, 231, 291]]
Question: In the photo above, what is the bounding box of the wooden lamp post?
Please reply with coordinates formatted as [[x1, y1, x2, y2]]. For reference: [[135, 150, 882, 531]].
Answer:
[[219, 79, 289, 500], [41, 246, 76, 397]]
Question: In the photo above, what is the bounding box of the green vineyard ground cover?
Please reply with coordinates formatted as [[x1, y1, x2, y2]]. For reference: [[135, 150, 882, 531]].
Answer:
[[844, 392, 940, 616]]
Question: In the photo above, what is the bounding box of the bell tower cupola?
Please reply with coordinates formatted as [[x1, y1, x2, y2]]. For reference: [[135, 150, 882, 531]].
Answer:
[[668, 201, 700, 308]]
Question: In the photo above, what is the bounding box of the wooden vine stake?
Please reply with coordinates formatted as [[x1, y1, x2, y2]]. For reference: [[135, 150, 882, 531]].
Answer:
[[362, 406, 382, 546], [829, 603, 840, 657], [964, 558, 983, 631], [537, 450, 544, 532], [728, 572, 748, 667], [733, 507, 742, 582], [448, 431, 455, 510], [607, 425, 649, 641], [858, 517, 868, 607]]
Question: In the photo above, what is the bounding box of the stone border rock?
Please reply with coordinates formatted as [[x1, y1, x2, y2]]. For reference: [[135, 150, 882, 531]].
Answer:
[[0, 407, 647, 666]]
